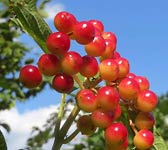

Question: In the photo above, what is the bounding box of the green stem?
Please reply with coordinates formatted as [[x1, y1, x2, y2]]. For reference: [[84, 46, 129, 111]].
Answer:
[[63, 128, 80, 144], [60, 105, 80, 137], [52, 94, 66, 150], [73, 74, 85, 89]]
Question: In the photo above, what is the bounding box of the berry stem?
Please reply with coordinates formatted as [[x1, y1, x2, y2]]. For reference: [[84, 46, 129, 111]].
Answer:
[[52, 93, 67, 150], [63, 128, 80, 144], [73, 74, 85, 89], [125, 106, 138, 134]]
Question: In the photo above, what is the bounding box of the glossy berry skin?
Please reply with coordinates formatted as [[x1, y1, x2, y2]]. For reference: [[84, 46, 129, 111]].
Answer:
[[112, 51, 121, 59], [61, 51, 82, 75], [104, 122, 128, 146], [46, 32, 70, 56], [52, 73, 74, 93], [73, 21, 95, 45], [113, 104, 122, 120], [134, 76, 150, 91], [19, 65, 42, 88], [38, 53, 60, 76], [118, 78, 140, 101], [97, 86, 120, 111], [76, 89, 98, 112], [89, 20, 104, 33], [79, 55, 99, 78], [136, 90, 158, 112], [100, 39, 116, 60], [135, 112, 155, 130], [133, 129, 154, 149], [102, 31, 117, 45], [126, 72, 136, 79], [91, 109, 115, 128], [99, 59, 119, 82], [85, 35, 106, 57], [77, 115, 96, 135], [54, 11, 77, 34], [115, 57, 130, 79]]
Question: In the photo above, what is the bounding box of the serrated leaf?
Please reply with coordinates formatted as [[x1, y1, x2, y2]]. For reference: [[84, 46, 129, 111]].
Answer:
[[153, 126, 168, 150], [0, 130, 7, 150], [9, 0, 52, 53]]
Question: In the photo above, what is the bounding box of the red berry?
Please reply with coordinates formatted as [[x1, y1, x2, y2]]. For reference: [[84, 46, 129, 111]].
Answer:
[[126, 72, 136, 79], [52, 73, 74, 93], [100, 39, 116, 60], [97, 86, 120, 111], [79, 55, 99, 78], [118, 78, 140, 101], [85, 35, 106, 57], [89, 20, 104, 33], [112, 51, 121, 59], [76, 89, 98, 112], [115, 57, 130, 79], [73, 21, 95, 45], [105, 122, 128, 146], [134, 76, 150, 91], [91, 109, 115, 128], [54, 11, 77, 34], [102, 31, 117, 45], [46, 32, 70, 56], [136, 90, 158, 112], [133, 129, 154, 149], [19, 65, 42, 88], [38, 53, 60, 76], [61, 51, 82, 75], [99, 59, 119, 82]]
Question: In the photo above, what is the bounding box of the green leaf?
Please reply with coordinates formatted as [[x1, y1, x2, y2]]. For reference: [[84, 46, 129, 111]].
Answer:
[[9, 0, 52, 53], [0, 130, 7, 150], [153, 126, 168, 150]]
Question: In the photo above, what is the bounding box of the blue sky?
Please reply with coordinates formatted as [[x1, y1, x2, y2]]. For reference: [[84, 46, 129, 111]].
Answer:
[[16, 0, 168, 112]]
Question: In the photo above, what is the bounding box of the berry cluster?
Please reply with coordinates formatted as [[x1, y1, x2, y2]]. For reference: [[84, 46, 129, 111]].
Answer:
[[19, 11, 158, 150]]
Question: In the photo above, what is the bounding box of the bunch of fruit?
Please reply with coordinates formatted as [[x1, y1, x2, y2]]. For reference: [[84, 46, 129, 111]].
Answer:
[[19, 11, 158, 150]]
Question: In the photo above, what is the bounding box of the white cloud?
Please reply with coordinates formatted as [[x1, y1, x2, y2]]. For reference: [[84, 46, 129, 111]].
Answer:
[[45, 3, 66, 21], [0, 105, 83, 150]]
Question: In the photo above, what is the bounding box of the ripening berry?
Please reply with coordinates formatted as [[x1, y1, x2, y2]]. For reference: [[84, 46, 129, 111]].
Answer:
[[99, 59, 119, 82], [134, 76, 150, 91], [133, 129, 154, 149], [102, 31, 117, 45], [118, 77, 140, 101], [115, 57, 130, 79], [91, 108, 115, 128], [76, 89, 98, 112], [19, 65, 42, 88], [61, 51, 83, 75], [136, 90, 158, 112], [85, 35, 106, 57], [97, 86, 120, 111], [89, 20, 104, 33]]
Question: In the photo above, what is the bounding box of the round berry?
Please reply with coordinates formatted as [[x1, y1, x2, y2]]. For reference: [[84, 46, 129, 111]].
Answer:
[[136, 90, 158, 112], [38, 53, 60, 76], [133, 129, 154, 149], [118, 77, 140, 101], [61, 51, 82, 75], [76, 89, 98, 112], [52, 73, 74, 93], [46, 32, 70, 56], [19, 65, 42, 88], [73, 21, 95, 45]]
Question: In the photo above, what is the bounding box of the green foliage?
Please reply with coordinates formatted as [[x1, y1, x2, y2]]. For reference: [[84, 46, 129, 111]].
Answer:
[[9, 0, 52, 53]]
